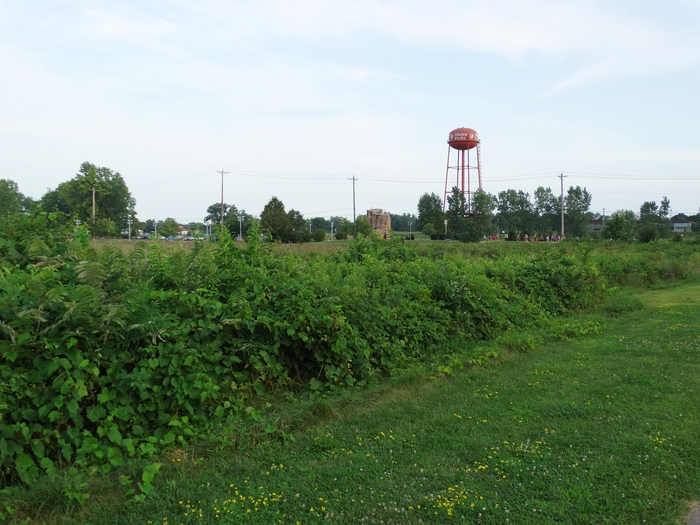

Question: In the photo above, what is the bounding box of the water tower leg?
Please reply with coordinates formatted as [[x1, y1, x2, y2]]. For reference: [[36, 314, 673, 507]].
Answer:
[[477, 143, 482, 189], [466, 148, 471, 214], [443, 144, 451, 212]]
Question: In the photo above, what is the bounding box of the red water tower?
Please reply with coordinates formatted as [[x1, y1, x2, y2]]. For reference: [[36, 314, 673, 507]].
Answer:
[[443, 127, 482, 214]]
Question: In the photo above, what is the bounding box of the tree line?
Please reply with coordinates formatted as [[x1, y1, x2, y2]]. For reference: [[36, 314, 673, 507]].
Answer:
[[2, 163, 698, 243], [415, 186, 699, 242]]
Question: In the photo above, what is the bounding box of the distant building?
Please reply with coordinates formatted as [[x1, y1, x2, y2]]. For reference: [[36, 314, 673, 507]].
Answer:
[[671, 220, 693, 233], [367, 209, 391, 239], [588, 221, 604, 232]]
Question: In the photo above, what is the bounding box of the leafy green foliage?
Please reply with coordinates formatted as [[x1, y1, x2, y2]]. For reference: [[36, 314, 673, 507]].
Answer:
[[417, 192, 443, 239], [3, 213, 698, 494], [602, 210, 637, 241], [311, 228, 326, 242], [0, 179, 33, 216]]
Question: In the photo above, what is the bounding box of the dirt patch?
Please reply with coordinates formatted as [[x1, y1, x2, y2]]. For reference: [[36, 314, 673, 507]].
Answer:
[[686, 502, 700, 525]]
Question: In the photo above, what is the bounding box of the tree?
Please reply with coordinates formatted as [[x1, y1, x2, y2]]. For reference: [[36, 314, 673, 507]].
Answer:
[[639, 197, 671, 240], [286, 209, 311, 243], [225, 205, 255, 240], [143, 219, 161, 234], [639, 201, 658, 224], [390, 213, 420, 232], [335, 219, 353, 240], [40, 162, 136, 236], [417, 193, 444, 238], [159, 218, 181, 238], [564, 186, 592, 238], [0, 179, 26, 216], [602, 210, 636, 241], [446, 187, 468, 239], [260, 197, 289, 241], [497, 189, 536, 236], [204, 203, 231, 224], [312, 228, 327, 242], [310, 217, 327, 232], [355, 216, 374, 238], [657, 196, 671, 238], [422, 223, 437, 237], [471, 189, 495, 239], [534, 186, 559, 232]]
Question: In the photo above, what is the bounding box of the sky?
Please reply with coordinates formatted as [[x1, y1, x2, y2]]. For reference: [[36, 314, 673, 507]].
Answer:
[[1, 0, 700, 224]]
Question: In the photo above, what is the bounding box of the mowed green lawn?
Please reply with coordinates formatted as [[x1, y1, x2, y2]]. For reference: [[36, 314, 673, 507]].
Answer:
[[30, 284, 700, 525]]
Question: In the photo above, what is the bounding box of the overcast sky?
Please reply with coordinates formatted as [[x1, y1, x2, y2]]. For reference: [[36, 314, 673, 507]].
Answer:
[[2, 0, 699, 223]]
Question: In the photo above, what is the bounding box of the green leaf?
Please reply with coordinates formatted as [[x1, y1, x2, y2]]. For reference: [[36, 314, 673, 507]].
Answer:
[[86, 405, 106, 423], [40, 457, 56, 474], [107, 426, 122, 445], [66, 399, 79, 417], [15, 453, 39, 484]]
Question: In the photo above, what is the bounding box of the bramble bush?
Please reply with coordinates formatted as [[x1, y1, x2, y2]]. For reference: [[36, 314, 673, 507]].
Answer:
[[3, 214, 697, 491]]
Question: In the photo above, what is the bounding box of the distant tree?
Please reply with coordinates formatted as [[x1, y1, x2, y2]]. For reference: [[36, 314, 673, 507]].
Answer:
[[602, 210, 636, 241], [417, 193, 444, 238], [204, 203, 231, 224], [422, 222, 437, 237], [127, 218, 147, 237], [225, 206, 255, 239], [355, 216, 374, 237], [95, 218, 119, 237], [446, 187, 468, 239], [40, 162, 135, 236], [310, 217, 327, 232], [565, 186, 592, 238], [534, 186, 559, 232], [0, 179, 26, 216], [657, 196, 672, 238], [159, 218, 181, 238], [639, 197, 671, 240], [638, 222, 657, 243], [286, 209, 311, 243], [312, 228, 327, 242], [497, 189, 536, 236], [390, 213, 420, 232], [260, 197, 290, 241], [472, 189, 495, 239], [335, 219, 353, 240], [329, 216, 345, 233]]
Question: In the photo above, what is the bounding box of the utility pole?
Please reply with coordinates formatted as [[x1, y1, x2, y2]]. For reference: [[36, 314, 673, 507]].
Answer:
[[330, 221, 334, 241], [238, 214, 243, 241], [602, 208, 606, 226], [154, 219, 157, 238], [127, 216, 132, 241], [91, 186, 97, 238], [559, 172, 567, 238], [219, 169, 229, 226], [348, 176, 358, 224], [408, 220, 413, 239]]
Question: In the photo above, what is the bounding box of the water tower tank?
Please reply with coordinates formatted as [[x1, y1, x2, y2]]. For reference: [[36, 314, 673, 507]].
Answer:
[[448, 127, 479, 150]]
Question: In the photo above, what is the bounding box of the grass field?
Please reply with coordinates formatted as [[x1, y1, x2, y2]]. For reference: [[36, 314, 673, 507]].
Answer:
[[17, 281, 699, 525]]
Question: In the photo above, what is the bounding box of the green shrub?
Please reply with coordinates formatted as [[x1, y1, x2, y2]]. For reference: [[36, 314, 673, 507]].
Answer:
[[6, 214, 694, 490], [311, 228, 326, 242]]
